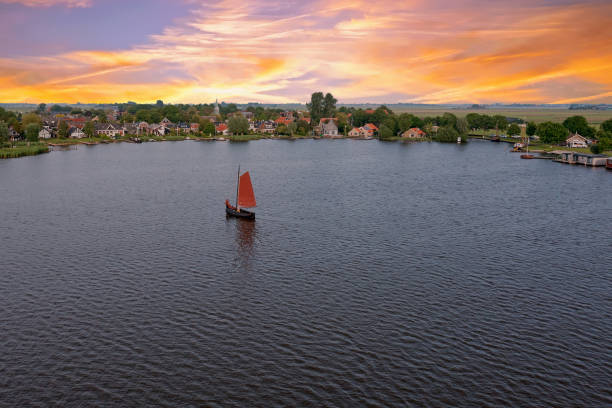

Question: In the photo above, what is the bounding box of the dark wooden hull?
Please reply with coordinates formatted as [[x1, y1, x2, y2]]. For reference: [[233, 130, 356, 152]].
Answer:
[[521, 154, 535, 159], [226, 206, 255, 220]]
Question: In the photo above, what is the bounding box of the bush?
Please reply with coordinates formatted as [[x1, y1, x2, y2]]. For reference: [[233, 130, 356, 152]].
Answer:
[[433, 126, 463, 143], [590, 144, 603, 154]]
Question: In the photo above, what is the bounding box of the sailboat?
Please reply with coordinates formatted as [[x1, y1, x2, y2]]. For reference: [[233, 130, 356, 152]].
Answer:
[[225, 166, 257, 219], [521, 137, 534, 159]]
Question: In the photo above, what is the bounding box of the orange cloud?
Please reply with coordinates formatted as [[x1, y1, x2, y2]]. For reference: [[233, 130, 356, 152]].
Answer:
[[1, 0, 611, 104]]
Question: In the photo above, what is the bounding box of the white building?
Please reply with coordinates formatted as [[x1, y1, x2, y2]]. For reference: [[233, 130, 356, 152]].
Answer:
[[566, 133, 588, 148], [38, 127, 52, 139]]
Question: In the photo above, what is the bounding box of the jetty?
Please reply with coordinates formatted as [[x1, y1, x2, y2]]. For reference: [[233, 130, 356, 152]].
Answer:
[[552, 151, 608, 167]]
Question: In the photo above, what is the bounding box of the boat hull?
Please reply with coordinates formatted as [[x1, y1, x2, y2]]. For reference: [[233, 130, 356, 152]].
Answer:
[[226, 205, 255, 220], [521, 154, 535, 159]]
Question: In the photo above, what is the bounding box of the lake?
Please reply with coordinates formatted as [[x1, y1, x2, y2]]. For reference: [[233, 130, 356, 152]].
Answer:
[[1, 139, 611, 407]]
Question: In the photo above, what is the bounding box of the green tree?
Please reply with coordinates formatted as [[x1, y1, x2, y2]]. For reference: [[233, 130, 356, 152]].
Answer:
[[36, 103, 47, 113], [492, 115, 508, 131], [595, 130, 612, 151], [537, 122, 568, 144], [455, 118, 468, 135], [507, 123, 521, 137], [336, 112, 349, 133], [372, 106, 390, 126], [58, 121, 69, 138], [398, 113, 423, 132], [434, 126, 460, 143], [0, 121, 8, 144], [590, 144, 603, 154], [526, 122, 537, 137], [201, 121, 216, 137], [277, 124, 289, 135], [25, 123, 40, 142], [562, 115, 589, 134], [601, 118, 612, 133], [228, 116, 249, 135], [295, 120, 310, 136], [22, 113, 41, 127], [288, 122, 298, 136], [379, 124, 394, 140], [149, 111, 162, 124], [465, 113, 481, 130], [307, 92, 325, 126], [323, 93, 337, 118], [382, 116, 398, 135], [439, 112, 457, 129], [83, 121, 95, 138]]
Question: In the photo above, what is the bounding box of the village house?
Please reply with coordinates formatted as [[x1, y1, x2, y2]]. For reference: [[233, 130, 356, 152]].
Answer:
[[122, 123, 138, 135], [190, 123, 200, 132], [95, 123, 125, 139], [402, 127, 426, 139], [68, 127, 86, 139], [149, 124, 169, 137], [566, 133, 589, 148], [362, 123, 378, 137], [257, 121, 276, 134], [177, 123, 191, 133], [65, 117, 87, 129], [138, 121, 150, 134], [8, 127, 21, 141], [275, 116, 294, 126], [318, 118, 339, 137], [348, 128, 361, 137], [216, 123, 230, 136], [38, 127, 53, 139]]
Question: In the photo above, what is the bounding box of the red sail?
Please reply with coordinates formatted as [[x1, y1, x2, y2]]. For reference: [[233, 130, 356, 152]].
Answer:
[[238, 171, 257, 208]]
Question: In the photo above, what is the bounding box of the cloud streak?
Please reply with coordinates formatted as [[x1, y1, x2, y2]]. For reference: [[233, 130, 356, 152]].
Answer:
[[0, 0, 91, 7], [1, 0, 611, 103]]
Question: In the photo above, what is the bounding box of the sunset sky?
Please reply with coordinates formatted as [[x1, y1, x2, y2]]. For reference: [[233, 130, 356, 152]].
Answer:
[[1, 0, 611, 104]]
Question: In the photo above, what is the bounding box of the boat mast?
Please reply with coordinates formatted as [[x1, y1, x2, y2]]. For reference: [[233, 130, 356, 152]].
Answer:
[[235, 164, 240, 210]]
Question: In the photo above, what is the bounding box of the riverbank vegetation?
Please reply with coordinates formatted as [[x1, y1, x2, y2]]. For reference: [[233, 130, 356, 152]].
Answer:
[[0, 142, 49, 159]]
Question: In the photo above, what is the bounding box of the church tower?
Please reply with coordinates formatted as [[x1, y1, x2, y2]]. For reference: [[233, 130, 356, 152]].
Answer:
[[214, 99, 220, 116]]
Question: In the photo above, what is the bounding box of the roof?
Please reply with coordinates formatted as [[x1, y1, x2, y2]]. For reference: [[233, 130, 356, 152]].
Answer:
[[216, 124, 228, 131]]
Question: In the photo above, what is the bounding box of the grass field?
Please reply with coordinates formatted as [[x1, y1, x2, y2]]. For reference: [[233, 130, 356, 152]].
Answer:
[[392, 107, 612, 126]]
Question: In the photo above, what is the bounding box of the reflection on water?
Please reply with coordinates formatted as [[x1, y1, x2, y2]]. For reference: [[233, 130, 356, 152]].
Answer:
[[230, 218, 257, 268]]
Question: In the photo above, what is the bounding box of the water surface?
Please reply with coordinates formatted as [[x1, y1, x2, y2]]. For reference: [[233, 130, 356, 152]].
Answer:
[[1, 140, 611, 407]]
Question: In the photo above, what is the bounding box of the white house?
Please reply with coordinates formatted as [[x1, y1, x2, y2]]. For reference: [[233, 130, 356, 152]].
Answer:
[[68, 127, 86, 139], [38, 127, 52, 139], [95, 123, 125, 139], [320, 119, 338, 137], [566, 133, 588, 148]]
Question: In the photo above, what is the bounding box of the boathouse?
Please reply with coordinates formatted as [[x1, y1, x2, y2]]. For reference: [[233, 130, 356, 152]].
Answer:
[[553, 151, 608, 166]]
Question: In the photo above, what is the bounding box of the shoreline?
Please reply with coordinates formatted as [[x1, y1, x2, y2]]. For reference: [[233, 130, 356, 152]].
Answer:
[[2, 135, 610, 160]]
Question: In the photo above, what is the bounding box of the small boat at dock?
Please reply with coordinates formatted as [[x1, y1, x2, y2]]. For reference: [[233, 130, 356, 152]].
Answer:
[[226, 166, 256, 220], [520, 138, 534, 159]]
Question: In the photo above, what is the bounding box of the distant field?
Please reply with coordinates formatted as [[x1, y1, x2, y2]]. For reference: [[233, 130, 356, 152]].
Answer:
[[391, 108, 612, 125]]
